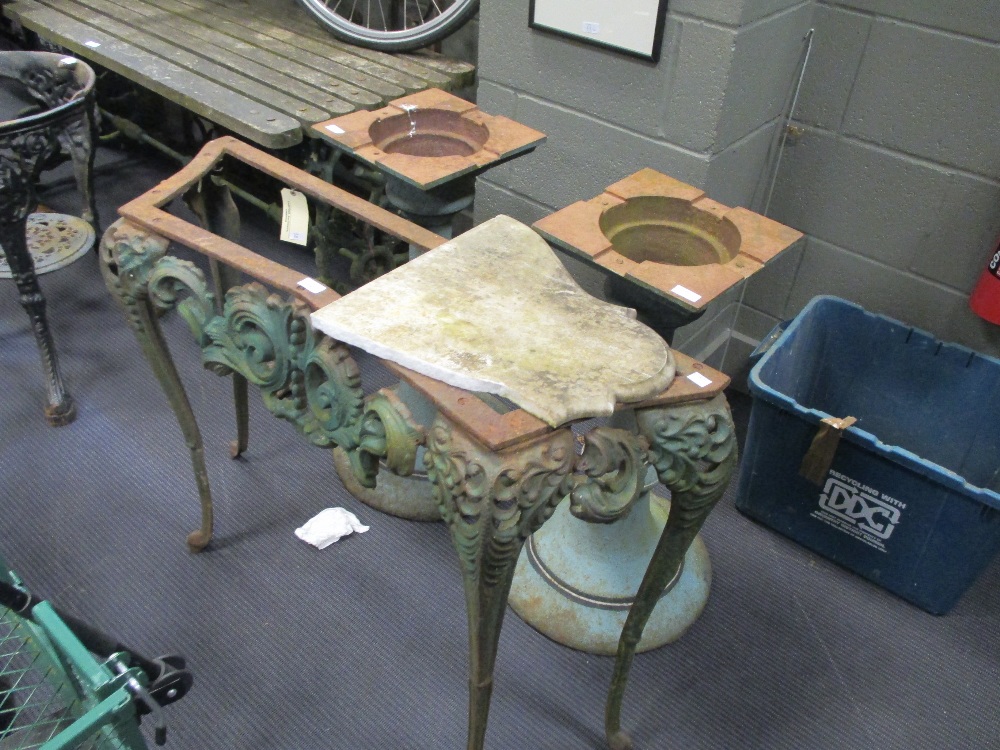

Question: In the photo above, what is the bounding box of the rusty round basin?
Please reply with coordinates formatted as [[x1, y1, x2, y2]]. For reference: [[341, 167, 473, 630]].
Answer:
[[368, 109, 490, 158], [599, 196, 741, 266]]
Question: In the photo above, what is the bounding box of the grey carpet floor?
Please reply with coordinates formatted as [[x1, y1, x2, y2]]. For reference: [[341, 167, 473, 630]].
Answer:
[[1, 144, 999, 750]]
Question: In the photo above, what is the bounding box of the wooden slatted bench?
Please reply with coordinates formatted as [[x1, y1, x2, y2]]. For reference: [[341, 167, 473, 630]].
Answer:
[[5, 0, 475, 149]]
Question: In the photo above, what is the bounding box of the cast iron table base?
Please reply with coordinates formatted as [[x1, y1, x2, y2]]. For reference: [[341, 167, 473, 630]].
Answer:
[[100, 137, 738, 750]]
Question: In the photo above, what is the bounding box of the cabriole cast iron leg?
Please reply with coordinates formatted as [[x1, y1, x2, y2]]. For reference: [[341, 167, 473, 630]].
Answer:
[[605, 394, 738, 750], [2, 215, 76, 426], [185, 178, 249, 459], [424, 416, 576, 750], [56, 100, 100, 237], [99, 219, 215, 551]]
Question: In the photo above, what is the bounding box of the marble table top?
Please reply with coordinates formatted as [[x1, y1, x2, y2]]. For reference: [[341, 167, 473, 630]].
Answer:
[[311, 215, 675, 426]]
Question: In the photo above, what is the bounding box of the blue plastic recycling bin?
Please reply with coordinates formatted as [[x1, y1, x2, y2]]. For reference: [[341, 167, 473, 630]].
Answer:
[[736, 296, 1000, 614]]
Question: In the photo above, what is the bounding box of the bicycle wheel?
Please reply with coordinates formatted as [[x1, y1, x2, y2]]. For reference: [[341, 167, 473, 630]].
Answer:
[[298, 0, 479, 52]]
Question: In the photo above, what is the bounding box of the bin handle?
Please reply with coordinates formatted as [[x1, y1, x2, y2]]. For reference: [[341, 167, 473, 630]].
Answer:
[[799, 415, 858, 485], [749, 319, 790, 367]]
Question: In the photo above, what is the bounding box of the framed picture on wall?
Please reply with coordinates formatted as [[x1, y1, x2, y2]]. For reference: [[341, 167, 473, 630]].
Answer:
[[528, 0, 669, 62]]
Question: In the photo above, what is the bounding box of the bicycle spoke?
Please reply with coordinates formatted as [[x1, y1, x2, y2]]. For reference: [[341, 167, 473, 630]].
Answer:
[[298, 0, 477, 50]]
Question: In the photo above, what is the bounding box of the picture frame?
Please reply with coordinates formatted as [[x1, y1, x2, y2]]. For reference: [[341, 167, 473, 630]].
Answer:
[[528, 0, 670, 62]]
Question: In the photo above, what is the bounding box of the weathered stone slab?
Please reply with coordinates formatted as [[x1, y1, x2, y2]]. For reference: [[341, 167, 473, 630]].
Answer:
[[311, 215, 675, 426]]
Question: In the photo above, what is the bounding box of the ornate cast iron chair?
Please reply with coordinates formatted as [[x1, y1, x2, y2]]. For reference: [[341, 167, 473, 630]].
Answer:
[[0, 51, 98, 425]]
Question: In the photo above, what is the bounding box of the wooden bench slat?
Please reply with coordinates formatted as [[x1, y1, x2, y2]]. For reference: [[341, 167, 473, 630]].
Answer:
[[82, 0, 374, 111], [8, 2, 303, 148], [34, 0, 339, 125], [400, 51, 477, 81], [214, 0, 471, 89], [172, 0, 442, 94], [140, 0, 402, 103], [46, 0, 356, 123]]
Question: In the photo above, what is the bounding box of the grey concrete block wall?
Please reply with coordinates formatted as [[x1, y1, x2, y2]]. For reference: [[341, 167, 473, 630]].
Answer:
[[825, 0, 1000, 44], [476, 0, 814, 220], [672, 0, 806, 26], [783, 237, 1000, 356], [477, 93, 711, 211], [704, 119, 780, 208], [715, 2, 813, 150], [769, 128, 954, 268], [476, 3, 726, 144], [761, 1, 1000, 359], [792, 4, 871, 129], [841, 21, 1000, 177]]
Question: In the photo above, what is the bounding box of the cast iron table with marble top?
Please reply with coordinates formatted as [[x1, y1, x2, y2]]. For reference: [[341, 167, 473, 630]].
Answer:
[[99, 137, 738, 750]]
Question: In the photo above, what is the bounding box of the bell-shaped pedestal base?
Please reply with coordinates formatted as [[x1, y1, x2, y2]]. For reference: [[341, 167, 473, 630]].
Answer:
[[332, 445, 440, 521], [509, 489, 711, 655]]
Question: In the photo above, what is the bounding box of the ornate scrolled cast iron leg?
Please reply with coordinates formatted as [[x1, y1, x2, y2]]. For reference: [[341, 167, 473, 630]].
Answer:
[[101, 216, 374, 550], [0, 110, 75, 425], [216, 261, 250, 459], [424, 417, 575, 750], [99, 218, 216, 551], [605, 394, 738, 750], [185, 177, 249, 458], [56, 100, 99, 237], [3, 214, 76, 425]]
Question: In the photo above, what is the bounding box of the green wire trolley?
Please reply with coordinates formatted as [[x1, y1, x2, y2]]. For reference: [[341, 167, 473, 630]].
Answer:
[[0, 561, 192, 750]]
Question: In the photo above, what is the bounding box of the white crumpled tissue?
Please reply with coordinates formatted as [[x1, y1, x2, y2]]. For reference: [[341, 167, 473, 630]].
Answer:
[[294, 508, 370, 549]]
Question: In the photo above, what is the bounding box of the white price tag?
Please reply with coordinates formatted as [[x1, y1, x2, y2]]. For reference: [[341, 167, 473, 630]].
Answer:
[[582, 21, 600, 34], [59, 57, 78, 66], [325, 123, 346, 134], [297, 277, 327, 295], [670, 285, 702, 303], [687, 372, 713, 389], [280, 188, 309, 246], [84, 40, 101, 48]]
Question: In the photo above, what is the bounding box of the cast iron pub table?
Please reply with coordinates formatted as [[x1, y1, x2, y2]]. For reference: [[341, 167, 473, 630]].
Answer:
[[99, 137, 738, 750]]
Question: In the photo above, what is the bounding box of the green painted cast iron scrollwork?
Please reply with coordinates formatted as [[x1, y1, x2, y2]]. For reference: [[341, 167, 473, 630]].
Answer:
[[424, 417, 576, 750], [604, 394, 738, 750], [426, 420, 575, 588], [639, 396, 736, 516], [101, 220, 216, 550], [569, 428, 650, 524], [357, 388, 424, 480], [118, 238, 371, 464], [198, 283, 366, 457], [101, 219, 418, 547], [103, 221, 211, 335]]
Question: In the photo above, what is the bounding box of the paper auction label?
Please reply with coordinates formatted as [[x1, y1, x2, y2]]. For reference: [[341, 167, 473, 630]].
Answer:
[[280, 188, 309, 246]]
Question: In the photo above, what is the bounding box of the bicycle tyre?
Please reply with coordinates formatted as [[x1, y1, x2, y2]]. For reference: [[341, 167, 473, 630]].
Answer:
[[298, 0, 479, 52]]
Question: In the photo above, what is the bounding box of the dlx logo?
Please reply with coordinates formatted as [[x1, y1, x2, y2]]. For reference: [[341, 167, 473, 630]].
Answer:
[[819, 477, 900, 540]]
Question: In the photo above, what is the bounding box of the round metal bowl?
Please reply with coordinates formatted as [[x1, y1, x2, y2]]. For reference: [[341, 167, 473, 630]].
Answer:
[[368, 108, 489, 158], [599, 196, 741, 266]]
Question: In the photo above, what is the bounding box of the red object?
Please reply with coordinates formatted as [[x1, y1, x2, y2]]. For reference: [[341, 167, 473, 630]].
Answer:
[[970, 238, 1000, 325]]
